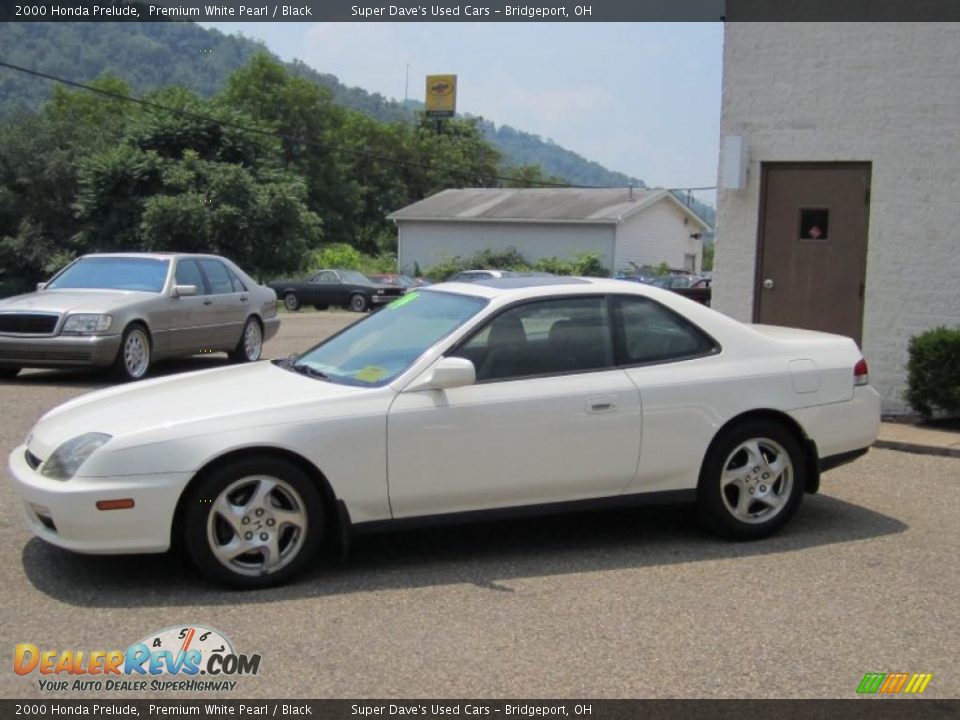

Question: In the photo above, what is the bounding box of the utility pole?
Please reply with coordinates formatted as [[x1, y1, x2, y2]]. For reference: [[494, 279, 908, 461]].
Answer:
[[404, 63, 409, 104]]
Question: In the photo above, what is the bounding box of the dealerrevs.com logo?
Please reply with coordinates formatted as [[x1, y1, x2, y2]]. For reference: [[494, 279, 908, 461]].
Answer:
[[14, 625, 261, 693]]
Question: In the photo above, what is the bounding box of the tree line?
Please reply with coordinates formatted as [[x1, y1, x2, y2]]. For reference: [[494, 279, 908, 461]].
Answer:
[[0, 55, 562, 295]]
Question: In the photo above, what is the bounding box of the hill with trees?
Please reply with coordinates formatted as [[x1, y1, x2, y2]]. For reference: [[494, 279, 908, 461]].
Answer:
[[0, 22, 650, 189]]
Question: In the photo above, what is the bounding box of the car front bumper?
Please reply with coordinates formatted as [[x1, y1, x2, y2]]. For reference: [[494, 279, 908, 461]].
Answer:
[[371, 294, 400, 305], [0, 333, 122, 369], [7, 444, 192, 554]]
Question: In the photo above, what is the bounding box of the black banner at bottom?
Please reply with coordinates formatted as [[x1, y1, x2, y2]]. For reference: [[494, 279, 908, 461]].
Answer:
[[2, 700, 958, 720]]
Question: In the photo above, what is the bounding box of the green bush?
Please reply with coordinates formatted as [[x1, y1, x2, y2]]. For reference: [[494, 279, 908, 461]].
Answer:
[[421, 248, 609, 282], [305, 243, 396, 277], [905, 326, 960, 420]]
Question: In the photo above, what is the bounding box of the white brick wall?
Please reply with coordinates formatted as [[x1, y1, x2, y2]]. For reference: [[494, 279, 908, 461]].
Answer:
[[715, 22, 960, 413], [614, 201, 704, 273]]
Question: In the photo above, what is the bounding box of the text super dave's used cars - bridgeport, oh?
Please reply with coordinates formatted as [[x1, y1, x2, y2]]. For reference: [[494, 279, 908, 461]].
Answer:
[[7, 277, 880, 588]]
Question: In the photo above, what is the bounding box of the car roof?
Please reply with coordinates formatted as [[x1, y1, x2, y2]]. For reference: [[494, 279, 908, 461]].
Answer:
[[425, 276, 673, 300], [79, 252, 223, 261]]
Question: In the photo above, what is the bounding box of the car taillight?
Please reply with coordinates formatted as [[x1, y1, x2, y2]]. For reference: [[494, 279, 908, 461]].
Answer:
[[854, 358, 869, 386]]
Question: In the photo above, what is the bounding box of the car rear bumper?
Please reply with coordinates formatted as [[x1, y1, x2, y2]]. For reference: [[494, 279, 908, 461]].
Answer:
[[7, 444, 191, 554], [789, 385, 882, 461], [0, 333, 122, 369], [262, 316, 281, 341]]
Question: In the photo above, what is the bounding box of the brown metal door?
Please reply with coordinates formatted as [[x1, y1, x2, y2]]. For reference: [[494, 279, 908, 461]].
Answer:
[[756, 163, 871, 344]]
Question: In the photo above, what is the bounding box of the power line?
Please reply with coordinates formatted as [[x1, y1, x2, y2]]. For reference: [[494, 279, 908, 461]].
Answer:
[[0, 58, 588, 189], [0, 58, 717, 200]]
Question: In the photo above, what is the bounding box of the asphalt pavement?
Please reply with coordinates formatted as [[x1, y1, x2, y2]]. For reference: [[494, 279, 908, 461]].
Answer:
[[1, 312, 957, 699]]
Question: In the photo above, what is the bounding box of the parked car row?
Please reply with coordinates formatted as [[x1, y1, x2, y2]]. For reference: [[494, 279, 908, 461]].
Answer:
[[616, 271, 712, 306]]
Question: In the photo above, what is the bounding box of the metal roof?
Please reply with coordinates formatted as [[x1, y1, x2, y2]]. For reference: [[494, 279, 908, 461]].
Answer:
[[388, 188, 711, 229]]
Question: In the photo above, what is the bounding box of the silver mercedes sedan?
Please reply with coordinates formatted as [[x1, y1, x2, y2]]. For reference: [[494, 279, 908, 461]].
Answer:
[[0, 253, 280, 381]]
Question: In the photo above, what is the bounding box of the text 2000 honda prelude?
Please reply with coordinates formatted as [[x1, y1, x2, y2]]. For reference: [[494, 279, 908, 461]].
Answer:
[[8, 277, 880, 588]]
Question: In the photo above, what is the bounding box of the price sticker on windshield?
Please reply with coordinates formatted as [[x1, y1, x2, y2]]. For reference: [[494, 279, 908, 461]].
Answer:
[[354, 366, 389, 383]]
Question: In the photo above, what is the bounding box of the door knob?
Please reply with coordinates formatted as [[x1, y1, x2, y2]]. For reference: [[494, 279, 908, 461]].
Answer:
[[762, 278, 775, 290]]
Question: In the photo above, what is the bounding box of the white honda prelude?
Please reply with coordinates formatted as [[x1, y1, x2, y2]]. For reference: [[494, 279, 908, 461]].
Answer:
[[8, 277, 880, 588]]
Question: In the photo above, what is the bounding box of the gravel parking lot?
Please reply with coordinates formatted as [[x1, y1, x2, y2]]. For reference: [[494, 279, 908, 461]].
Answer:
[[1, 312, 957, 699]]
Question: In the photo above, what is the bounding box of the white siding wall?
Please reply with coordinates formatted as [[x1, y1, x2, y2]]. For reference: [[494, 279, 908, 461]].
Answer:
[[715, 22, 960, 413], [397, 221, 615, 274], [613, 201, 704, 273]]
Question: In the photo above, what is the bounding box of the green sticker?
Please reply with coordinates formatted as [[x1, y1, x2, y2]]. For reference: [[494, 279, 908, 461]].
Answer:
[[387, 291, 419, 310]]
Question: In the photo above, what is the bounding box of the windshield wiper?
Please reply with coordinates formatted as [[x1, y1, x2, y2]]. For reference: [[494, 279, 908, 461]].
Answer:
[[291, 362, 329, 380], [273, 356, 329, 380]]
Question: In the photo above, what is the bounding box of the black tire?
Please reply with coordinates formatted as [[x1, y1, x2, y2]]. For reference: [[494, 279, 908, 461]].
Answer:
[[0, 368, 20, 379], [228, 317, 263, 363], [182, 457, 325, 589], [283, 292, 301, 312], [697, 420, 807, 540], [111, 323, 152, 382], [349, 293, 368, 312]]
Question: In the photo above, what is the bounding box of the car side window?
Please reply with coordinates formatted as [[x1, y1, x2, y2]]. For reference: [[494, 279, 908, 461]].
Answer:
[[198, 259, 235, 295], [228, 270, 247, 292], [614, 295, 717, 364], [450, 296, 614, 382], [313, 271, 338, 283], [174, 260, 205, 293]]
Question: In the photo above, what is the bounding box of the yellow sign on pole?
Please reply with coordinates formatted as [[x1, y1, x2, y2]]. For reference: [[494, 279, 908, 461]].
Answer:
[[425, 74, 457, 117]]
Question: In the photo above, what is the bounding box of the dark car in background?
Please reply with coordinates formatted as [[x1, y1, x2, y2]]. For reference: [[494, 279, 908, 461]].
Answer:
[[269, 269, 405, 313]]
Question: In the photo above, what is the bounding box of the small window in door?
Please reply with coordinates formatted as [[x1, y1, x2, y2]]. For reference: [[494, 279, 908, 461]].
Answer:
[[198, 259, 234, 295], [800, 208, 829, 240], [450, 296, 613, 382], [615, 295, 718, 365], [174, 260, 205, 293], [684, 253, 697, 272]]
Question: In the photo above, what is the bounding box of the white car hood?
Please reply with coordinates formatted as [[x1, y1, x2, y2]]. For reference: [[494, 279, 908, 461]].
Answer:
[[28, 362, 368, 459]]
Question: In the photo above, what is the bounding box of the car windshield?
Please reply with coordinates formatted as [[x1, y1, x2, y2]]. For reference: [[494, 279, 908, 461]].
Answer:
[[47, 257, 171, 292], [291, 290, 488, 386], [340, 270, 371, 284]]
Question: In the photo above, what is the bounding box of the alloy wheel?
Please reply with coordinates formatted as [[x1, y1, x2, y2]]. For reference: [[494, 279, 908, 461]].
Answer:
[[206, 475, 308, 577], [719, 438, 793, 524]]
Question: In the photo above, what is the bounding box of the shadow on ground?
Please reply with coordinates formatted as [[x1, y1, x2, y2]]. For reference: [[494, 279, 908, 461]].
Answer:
[[22, 493, 907, 608], [1, 356, 241, 390]]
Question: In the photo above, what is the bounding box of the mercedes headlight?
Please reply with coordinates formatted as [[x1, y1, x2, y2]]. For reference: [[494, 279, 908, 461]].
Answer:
[[41, 433, 112, 480], [61, 314, 113, 335]]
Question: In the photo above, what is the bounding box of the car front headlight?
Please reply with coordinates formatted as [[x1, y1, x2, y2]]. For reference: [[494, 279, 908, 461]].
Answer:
[[61, 314, 112, 335], [41, 433, 112, 480], [376, 289, 384, 295]]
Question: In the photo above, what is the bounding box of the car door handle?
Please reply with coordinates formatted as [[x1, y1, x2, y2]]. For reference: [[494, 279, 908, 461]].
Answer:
[[586, 395, 616, 414], [240, 296, 249, 303], [203, 299, 213, 306]]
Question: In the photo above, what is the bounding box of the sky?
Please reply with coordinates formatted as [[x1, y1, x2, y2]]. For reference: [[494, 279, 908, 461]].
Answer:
[[202, 22, 723, 199]]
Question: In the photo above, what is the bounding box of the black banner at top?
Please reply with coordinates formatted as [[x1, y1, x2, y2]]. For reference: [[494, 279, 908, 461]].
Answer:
[[1, 0, 960, 22]]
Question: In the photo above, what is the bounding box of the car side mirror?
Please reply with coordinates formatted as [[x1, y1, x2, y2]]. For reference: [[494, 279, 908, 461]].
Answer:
[[36, 282, 47, 291], [172, 284, 198, 297], [405, 357, 476, 392]]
